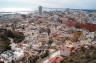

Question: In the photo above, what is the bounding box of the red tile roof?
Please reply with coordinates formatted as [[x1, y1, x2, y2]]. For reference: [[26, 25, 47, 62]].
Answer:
[[48, 57, 63, 63]]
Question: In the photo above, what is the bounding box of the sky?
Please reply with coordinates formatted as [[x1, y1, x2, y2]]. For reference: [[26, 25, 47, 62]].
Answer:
[[0, 0, 95, 12]]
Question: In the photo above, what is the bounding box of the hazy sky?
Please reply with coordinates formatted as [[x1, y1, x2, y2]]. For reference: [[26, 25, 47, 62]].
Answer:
[[0, 0, 95, 12]]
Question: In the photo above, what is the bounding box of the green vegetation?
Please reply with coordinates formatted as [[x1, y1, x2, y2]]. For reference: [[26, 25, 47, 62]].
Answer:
[[13, 33, 25, 43], [0, 28, 25, 43], [0, 28, 25, 53]]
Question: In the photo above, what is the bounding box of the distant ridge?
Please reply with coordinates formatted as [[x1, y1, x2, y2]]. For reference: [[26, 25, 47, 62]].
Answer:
[[43, 7, 96, 12], [0, 8, 96, 13], [71, 9, 96, 12]]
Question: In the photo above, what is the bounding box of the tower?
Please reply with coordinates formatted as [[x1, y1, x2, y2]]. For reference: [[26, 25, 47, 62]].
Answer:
[[39, 6, 43, 15]]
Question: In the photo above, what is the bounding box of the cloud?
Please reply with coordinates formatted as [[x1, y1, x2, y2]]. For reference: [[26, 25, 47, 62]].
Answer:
[[0, 7, 32, 12], [0, 0, 95, 12], [0, 0, 45, 3]]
